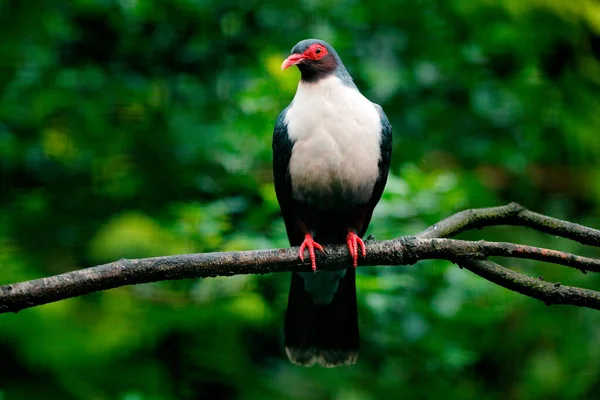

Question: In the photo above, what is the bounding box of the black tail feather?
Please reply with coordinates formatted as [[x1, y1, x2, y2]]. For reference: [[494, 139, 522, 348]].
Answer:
[[284, 268, 359, 367]]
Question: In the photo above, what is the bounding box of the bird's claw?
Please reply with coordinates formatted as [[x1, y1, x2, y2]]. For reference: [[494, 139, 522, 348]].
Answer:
[[346, 231, 366, 268], [299, 234, 324, 272]]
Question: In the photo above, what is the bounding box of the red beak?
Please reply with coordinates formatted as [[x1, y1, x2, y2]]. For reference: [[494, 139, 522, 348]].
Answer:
[[281, 54, 304, 70]]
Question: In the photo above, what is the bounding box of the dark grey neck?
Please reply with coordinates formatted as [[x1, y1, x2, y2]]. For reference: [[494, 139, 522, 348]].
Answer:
[[299, 62, 356, 88]]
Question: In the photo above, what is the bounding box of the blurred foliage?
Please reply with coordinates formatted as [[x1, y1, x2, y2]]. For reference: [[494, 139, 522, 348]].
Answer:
[[1, 0, 600, 399]]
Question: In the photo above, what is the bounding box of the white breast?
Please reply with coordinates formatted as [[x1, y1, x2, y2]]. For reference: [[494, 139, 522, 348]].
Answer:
[[285, 76, 382, 207]]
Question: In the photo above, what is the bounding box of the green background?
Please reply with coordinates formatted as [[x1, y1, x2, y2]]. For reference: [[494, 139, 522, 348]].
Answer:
[[1, 0, 600, 399]]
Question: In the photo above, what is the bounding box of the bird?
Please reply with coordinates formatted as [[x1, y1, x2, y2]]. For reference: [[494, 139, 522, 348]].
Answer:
[[272, 39, 392, 367]]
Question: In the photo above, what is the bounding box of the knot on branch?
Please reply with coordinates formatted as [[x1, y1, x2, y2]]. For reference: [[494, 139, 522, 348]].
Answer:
[[397, 236, 419, 265], [507, 202, 525, 215]]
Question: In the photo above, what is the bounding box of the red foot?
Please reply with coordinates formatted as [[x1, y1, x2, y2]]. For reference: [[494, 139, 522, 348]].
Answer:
[[299, 234, 324, 271], [346, 231, 366, 268]]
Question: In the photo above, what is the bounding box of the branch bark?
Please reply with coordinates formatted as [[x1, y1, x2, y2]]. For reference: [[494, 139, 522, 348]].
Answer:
[[1, 203, 600, 314]]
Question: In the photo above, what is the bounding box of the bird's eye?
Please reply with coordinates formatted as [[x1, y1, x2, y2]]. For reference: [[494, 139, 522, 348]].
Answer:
[[315, 47, 322, 55]]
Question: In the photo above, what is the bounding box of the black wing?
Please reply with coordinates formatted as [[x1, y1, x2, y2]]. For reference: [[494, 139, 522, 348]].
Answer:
[[272, 107, 303, 245], [369, 104, 393, 209]]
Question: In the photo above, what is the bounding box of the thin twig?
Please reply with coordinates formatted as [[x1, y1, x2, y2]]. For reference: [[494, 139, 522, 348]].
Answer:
[[406, 238, 600, 273], [459, 258, 600, 310], [418, 202, 600, 247]]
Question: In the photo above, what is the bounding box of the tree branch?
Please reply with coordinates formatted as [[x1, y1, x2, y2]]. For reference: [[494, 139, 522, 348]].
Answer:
[[2, 203, 600, 314]]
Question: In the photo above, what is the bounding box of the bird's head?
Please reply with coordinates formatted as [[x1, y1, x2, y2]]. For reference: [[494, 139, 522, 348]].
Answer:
[[282, 39, 350, 83]]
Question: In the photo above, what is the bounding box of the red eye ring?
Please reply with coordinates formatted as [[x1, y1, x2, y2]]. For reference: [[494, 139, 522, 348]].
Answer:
[[303, 44, 328, 60]]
